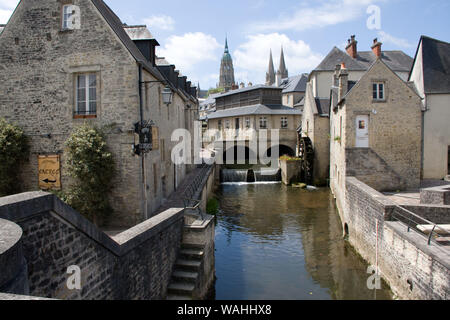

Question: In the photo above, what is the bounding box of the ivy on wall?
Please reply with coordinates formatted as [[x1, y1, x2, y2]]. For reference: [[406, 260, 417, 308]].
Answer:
[[0, 118, 29, 197]]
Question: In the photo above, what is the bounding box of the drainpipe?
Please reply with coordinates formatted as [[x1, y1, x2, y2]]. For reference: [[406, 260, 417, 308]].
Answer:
[[138, 63, 148, 220], [420, 96, 427, 181]]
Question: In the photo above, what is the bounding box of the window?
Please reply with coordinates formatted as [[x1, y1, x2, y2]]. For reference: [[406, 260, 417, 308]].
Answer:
[[281, 117, 288, 129], [373, 83, 385, 100], [62, 5, 79, 30], [225, 120, 230, 129], [75, 73, 97, 117], [448, 146, 450, 174], [259, 117, 267, 129], [218, 120, 222, 130], [245, 117, 251, 129]]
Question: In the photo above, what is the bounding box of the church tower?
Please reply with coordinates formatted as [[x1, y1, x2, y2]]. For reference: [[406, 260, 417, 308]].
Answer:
[[276, 47, 288, 86], [265, 50, 275, 86], [219, 37, 235, 91]]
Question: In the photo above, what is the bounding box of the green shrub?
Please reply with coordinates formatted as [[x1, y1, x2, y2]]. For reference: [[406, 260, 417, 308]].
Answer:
[[0, 118, 29, 196], [206, 197, 219, 216], [64, 124, 115, 225]]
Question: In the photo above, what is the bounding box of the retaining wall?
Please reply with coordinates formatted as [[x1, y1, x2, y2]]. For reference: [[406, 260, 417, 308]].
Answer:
[[342, 177, 450, 300], [0, 192, 184, 300]]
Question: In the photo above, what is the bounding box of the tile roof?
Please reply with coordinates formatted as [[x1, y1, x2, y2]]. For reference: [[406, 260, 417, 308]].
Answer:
[[314, 46, 413, 73], [415, 36, 450, 94], [207, 104, 302, 119], [280, 74, 308, 93], [216, 84, 280, 98]]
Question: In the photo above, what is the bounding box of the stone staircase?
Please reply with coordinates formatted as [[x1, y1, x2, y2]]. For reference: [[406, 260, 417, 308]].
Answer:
[[167, 243, 205, 300]]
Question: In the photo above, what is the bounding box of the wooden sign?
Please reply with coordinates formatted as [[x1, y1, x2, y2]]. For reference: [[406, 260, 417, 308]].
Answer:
[[38, 155, 61, 190], [152, 126, 159, 150]]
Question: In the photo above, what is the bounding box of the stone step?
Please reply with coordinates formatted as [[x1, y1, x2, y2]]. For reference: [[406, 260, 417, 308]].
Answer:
[[179, 248, 204, 260], [175, 259, 201, 272], [167, 294, 193, 300], [172, 270, 198, 283], [181, 243, 205, 250], [168, 282, 195, 296]]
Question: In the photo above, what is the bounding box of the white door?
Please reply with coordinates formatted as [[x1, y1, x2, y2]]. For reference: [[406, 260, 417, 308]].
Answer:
[[356, 115, 369, 148]]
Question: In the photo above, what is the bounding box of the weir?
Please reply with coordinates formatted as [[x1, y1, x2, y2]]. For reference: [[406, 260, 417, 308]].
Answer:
[[220, 168, 281, 183]]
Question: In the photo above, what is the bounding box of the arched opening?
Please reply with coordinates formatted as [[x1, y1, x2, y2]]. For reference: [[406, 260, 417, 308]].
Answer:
[[265, 145, 295, 159], [222, 145, 255, 165]]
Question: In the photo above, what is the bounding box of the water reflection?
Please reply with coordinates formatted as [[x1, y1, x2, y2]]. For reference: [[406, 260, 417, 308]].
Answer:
[[213, 183, 392, 300]]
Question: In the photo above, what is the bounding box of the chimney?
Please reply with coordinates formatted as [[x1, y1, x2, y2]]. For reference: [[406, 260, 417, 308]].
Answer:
[[275, 73, 281, 87], [345, 35, 357, 59], [333, 64, 341, 87], [338, 63, 349, 101], [371, 38, 382, 58]]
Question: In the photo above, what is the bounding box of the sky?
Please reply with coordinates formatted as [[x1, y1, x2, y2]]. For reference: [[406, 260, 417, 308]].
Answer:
[[1, 0, 449, 89]]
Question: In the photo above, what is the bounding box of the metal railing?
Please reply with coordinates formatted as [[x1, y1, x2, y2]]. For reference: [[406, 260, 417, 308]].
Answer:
[[180, 164, 212, 220], [390, 205, 450, 250]]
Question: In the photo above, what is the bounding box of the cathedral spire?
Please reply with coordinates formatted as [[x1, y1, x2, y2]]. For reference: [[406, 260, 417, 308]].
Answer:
[[266, 49, 275, 86], [219, 37, 235, 91], [278, 46, 288, 78], [276, 46, 288, 85]]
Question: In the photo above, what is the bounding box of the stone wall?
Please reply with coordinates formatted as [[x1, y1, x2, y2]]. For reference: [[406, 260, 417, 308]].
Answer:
[[0, 0, 197, 228], [342, 177, 450, 300], [0, 192, 185, 300], [280, 159, 301, 185]]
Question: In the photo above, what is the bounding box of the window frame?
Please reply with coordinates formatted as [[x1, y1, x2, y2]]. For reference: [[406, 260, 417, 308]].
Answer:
[[281, 116, 288, 129], [373, 82, 385, 101], [74, 72, 98, 119], [259, 116, 267, 129]]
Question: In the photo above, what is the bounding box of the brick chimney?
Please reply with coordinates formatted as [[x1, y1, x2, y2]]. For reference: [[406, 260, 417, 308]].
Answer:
[[333, 64, 341, 87], [338, 63, 349, 101], [371, 38, 382, 58], [345, 35, 357, 59]]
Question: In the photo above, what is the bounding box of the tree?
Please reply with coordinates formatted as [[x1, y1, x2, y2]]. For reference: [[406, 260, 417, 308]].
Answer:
[[64, 124, 115, 225], [0, 118, 29, 196]]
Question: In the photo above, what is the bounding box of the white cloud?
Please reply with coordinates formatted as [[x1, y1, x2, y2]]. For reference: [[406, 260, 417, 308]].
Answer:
[[233, 33, 323, 84], [378, 31, 413, 49], [0, 0, 18, 23], [0, 9, 12, 23], [143, 14, 175, 31], [251, 0, 383, 32], [158, 32, 221, 72]]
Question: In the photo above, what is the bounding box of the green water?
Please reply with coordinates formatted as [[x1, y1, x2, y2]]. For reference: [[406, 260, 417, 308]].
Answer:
[[212, 183, 392, 300]]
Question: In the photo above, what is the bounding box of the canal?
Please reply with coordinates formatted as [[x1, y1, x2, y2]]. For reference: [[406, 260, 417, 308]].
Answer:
[[211, 183, 392, 300]]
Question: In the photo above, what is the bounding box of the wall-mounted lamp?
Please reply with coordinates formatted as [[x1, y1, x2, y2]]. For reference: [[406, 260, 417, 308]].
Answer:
[[162, 86, 173, 106], [140, 80, 174, 106]]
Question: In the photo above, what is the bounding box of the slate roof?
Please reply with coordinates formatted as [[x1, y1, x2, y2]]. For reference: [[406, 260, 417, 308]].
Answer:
[[414, 36, 450, 94], [314, 46, 413, 73], [123, 25, 155, 40], [280, 74, 308, 93], [91, 0, 164, 81], [314, 98, 330, 116], [217, 84, 280, 98], [207, 104, 302, 119]]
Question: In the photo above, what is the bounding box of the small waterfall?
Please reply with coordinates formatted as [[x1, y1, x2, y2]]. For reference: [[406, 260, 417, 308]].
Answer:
[[221, 169, 248, 183], [255, 168, 281, 182], [221, 168, 281, 184]]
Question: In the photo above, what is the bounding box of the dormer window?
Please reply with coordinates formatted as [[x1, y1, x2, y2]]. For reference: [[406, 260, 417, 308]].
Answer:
[[373, 83, 385, 101]]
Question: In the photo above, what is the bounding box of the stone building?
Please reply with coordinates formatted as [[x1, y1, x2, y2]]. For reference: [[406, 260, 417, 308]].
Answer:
[[330, 59, 422, 210], [0, 0, 198, 228], [300, 36, 413, 185], [204, 85, 301, 162], [218, 37, 236, 91], [279, 73, 308, 108], [409, 36, 450, 180]]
